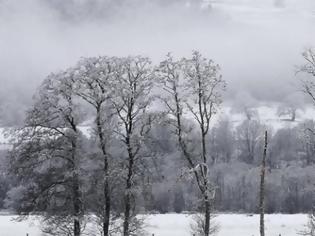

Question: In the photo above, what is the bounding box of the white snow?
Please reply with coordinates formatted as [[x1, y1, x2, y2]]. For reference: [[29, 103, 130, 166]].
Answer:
[[0, 128, 8, 143], [0, 215, 41, 236], [146, 214, 308, 236], [0, 128, 11, 150], [0, 213, 308, 236]]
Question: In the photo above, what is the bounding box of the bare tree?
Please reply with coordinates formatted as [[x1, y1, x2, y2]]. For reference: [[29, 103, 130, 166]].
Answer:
[[298, 47, 315, 236], [236, 119, 263, 164], [182, 51, 225, 236], [299, 120, 315, 165], [299, 48, 315, 103], [277, 105, 297, 122], [259, 131, 268, 236], [111, 56, 156, 236], [8, 72, 86, 236], [72, 56, 117, 236], [158, 51, 225, 236], [208, 117, 234, 163], [243, 106, 258, 121]]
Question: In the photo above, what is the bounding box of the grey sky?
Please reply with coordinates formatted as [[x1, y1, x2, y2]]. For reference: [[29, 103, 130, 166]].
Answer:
[[0, 0, 315, 113]]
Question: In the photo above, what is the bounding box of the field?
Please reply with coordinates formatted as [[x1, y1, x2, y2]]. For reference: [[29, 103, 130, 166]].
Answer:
[[0, 213, 308, 236]]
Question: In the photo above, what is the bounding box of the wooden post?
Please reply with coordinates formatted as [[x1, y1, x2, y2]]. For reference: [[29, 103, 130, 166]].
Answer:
[[259, 131, 268, 236]]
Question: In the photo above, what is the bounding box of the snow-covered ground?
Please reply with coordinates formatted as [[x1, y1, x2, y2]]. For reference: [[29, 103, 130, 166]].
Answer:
[[0, 213, 308, 236], [147, 214, 308, 236]]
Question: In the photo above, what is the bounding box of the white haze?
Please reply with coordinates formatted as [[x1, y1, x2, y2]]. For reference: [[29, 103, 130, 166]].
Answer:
[[0, 0, 315, 117]]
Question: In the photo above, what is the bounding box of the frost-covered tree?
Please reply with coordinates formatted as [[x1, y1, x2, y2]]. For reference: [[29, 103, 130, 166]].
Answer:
[[208, 117, 234, 163], [71, 56, 118, 236], [299, 48, 315, 102], [158, 51, 225, 236], [110, 56, 156, 236], [7, 73, 87, 236], [303, 122, 315, 165], [299, 207, 315, 236], [236, 119, 264, 164], [182, 51, 225, 236], [298, 47, 315, 235], [277, 105, 297, 121], [243, 107, 258, 121]]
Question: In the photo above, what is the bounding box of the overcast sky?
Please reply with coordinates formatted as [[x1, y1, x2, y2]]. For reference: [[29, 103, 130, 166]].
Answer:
[[0, 0, 315, 115]]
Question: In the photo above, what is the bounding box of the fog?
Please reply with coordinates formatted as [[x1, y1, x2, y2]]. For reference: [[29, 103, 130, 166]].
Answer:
[[1, 0, 315, 124]]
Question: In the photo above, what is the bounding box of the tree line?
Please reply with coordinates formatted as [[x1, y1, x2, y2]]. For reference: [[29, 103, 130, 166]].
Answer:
[[0, 48, 315, 236], [1, 52, 224, 236]]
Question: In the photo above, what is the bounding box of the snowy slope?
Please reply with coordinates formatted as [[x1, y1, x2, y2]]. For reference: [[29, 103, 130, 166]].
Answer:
[[1, 104, 315, 149], [210, 104, 315, 131], [0, 128, 11, 150]]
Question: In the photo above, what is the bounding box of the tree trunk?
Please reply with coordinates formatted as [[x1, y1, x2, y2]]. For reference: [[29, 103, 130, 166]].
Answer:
[[71, 127, 81, 236], [204, 196, 211, 236], [291, 109, 296, 122], [96, 107, 111, 236], [123, 191, 131, 236], [103, 176, 110, 236], [198, 73, 212, 236], [259, 131, 268, 236], [73, 168, 81, 236], [74, 220, 80, 236], [123, 142, 134, 236]]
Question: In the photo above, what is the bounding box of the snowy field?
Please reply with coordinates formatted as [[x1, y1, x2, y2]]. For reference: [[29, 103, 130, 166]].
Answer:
[[0, 213, 308, 236]]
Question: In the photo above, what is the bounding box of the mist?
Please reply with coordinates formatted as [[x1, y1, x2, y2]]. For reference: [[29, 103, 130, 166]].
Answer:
[[2, 2, 315, 235], [1, 0, 315, 124]]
